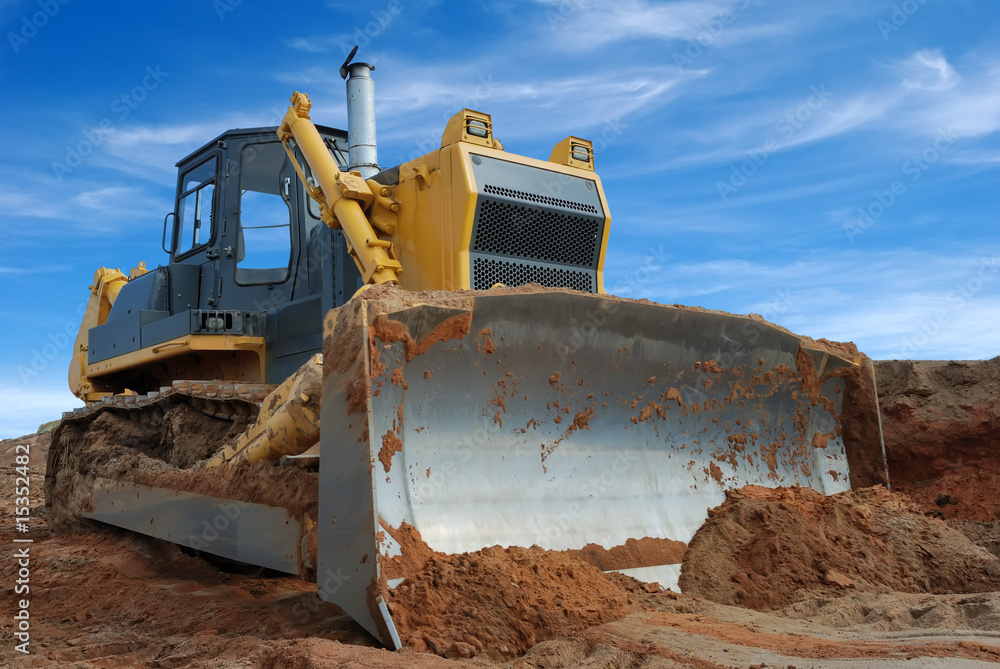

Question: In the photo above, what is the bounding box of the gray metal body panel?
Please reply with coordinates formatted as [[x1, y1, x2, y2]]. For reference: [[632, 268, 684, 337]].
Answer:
[[139, 311, 191, 347], [106, 268, 170, 317], [86, 478, 302, 574], [168, 263, 201, 313]]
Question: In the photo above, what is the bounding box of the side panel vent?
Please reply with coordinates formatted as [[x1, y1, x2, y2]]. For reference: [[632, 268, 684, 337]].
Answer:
[[473, 199, 600, 267], [468, 154, 605, 294], [482, 184, 598, 213], [472, 257, 594, 292]]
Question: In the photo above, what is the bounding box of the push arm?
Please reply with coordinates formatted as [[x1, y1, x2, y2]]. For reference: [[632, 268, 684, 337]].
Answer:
[[277, 92, 402, 285]]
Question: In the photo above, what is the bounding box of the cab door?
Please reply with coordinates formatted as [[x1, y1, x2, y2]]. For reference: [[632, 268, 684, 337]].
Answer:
[[171, 152, 222, 313]]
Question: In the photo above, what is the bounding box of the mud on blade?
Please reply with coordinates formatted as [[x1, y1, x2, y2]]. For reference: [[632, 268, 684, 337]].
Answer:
[[316, 285, 887, 648]]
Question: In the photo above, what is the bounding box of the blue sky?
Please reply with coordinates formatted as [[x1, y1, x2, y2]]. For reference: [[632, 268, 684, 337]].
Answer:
[[1, 0, 998, 437]]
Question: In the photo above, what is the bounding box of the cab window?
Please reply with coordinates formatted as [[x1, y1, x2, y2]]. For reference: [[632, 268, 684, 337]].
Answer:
[[175, 157, 216, 256], [235, 142, 293, 285]]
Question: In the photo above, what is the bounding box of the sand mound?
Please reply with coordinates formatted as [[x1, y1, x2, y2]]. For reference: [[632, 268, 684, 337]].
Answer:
[[679, 485, 1000, 611], [386, 544, 634, 660]]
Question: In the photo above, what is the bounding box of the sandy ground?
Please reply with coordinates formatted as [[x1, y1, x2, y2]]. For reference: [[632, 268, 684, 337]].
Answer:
[[2, 358, 1000, 667]]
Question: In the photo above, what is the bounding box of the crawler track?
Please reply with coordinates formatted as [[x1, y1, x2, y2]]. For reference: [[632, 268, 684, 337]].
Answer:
[[44, 381, 276, 533]]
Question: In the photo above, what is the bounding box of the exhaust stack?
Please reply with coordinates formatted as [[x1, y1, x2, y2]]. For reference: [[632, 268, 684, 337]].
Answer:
[[340, 47, 379, 178]]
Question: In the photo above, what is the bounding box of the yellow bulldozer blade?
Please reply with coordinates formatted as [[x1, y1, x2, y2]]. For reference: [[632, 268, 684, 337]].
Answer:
[[316, 285, 887, 648]]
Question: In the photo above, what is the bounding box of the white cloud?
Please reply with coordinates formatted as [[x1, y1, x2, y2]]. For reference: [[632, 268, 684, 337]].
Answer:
[[0, 264, 70, 274], [780, 93, 898, 149], [900, 49, 961, 91], [72, 185, 168, 220], [888, 50, 1000, 140], [948, 150, 1000, 165], [637, 47, 1000, 178], [97, 122, 234, 182], [0, 176, 173, 234], [535, 0, 784, 49], [0, 189, 73, 220]]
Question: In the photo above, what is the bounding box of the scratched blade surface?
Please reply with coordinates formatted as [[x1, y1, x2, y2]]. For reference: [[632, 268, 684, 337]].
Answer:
[[369, 291, 863, 557]]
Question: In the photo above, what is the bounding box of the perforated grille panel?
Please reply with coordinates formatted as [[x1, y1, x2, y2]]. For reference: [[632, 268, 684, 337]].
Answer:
[[469, 155, 604, 294], [473, 199, 600, 267], [473, 257, 594, 292], [482, 184, 599, 213]]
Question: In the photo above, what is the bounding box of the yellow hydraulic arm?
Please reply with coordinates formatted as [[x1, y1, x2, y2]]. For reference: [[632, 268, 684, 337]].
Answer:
[[278, 92, 402, 286]]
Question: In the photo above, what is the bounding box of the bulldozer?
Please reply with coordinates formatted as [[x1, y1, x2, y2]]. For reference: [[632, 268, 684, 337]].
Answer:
[[45, 49, 888, 649]]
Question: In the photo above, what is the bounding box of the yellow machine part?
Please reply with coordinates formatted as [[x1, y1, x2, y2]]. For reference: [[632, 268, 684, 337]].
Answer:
[[84, 333, 266, 388], [203, 354, 322, 468], [69, 266, 140, 401], [278, 94, 610, 295], [279, 92, 403, 286], [370, 112, 610, 294]]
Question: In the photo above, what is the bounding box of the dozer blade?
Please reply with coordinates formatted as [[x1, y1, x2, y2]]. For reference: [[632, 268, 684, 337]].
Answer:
[[316, 285, 887, 648]]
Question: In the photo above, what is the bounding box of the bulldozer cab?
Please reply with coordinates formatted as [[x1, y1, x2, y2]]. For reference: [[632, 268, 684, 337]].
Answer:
[[81, 126, 365, 395], [166, 126, 355, 307]]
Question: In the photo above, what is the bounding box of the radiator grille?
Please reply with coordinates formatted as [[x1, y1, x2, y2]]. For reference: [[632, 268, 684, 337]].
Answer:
[[473, 257, 594, 292], [473, 199, 600, 267], [482, 184, 598, 213]]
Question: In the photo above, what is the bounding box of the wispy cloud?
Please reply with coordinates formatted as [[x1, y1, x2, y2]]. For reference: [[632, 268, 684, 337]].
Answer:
[[538, 0, 738, 44], [887, 50, 1000, 139], [97, 122, 239, 181], [0, 264, 71, 274], [73, 185, 169, 220], [0, 175, 172, 233], [532, 0, 799, 50], [285, 36, 342, 54], [0, 188, 73, 220], [898, 49, 961, 91]]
